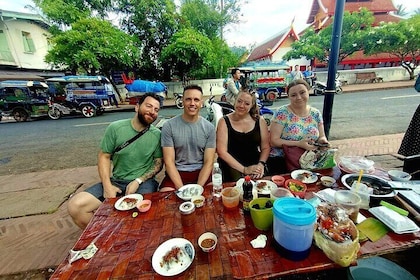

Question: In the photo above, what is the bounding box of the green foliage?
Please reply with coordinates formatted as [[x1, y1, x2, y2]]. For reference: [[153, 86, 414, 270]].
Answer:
[[45, 18, 140, 75], [160, 28, 213, 79], [284, 8, 374, 63], [363, 15, 420, 79]]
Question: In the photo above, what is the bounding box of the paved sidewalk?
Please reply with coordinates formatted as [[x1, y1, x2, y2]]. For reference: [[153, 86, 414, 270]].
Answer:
[[0, 79, 415, 277]]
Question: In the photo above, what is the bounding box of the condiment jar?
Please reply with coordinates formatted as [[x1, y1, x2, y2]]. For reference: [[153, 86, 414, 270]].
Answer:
[[179, 201, 195, 227]]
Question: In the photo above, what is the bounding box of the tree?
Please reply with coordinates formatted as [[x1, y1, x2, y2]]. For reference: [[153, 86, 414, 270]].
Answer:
[[45, 18, 140, 75], [394, 4, 408, 17], [284, 8, 374, 64], [363, 15, 420, 80], [160, 28, 213, 80], [117, 0, 179, 80]]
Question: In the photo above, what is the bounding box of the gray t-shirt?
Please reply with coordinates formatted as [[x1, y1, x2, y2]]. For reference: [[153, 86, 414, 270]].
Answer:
[[161, 115, 216, 171]]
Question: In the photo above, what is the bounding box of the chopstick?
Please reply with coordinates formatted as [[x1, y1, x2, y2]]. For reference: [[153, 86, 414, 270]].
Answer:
[[394, 194, 420, 223]]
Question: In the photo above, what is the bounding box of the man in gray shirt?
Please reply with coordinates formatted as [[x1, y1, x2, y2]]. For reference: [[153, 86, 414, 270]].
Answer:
[[160, 84, 216, 191]]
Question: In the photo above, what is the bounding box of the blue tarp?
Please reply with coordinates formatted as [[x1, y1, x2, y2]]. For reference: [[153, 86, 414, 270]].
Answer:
[[125, 80, 166, 94]]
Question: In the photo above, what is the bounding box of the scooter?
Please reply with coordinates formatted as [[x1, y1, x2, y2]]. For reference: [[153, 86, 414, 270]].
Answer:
[[174, 92, 183, 109], [258, 99, 274, 126], [312, 78, 343, 95]]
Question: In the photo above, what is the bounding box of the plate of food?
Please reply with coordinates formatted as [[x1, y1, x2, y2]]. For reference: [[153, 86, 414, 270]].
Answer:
[[291, 169, 318, 184], [176, 184, 204, 201], [254, 180, 277, 195], [114, 194, 143, 211], [338, 156, 375, 174], [152, 238, 195, 276], [341, 174, 395, 198]]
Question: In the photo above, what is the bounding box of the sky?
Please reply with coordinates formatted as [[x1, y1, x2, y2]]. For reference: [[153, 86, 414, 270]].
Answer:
[[1, 0, 419, 47]]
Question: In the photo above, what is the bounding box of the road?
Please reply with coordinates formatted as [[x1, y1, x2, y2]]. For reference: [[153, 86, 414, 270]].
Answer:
[[0, 88, 418, 176]]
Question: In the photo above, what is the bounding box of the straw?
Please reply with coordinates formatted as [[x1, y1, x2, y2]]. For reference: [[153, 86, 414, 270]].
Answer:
[[354, 169, 364, 192]]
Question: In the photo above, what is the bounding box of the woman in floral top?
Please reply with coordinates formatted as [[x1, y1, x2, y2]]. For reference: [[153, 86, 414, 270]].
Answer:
[[267, 79, 329, 174]]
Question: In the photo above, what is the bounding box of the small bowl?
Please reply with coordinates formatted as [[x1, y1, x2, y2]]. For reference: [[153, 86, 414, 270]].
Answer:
[[221, 187, 240, 209], [320, 176, 336, 188], [284, 179, 307, 199], [271, 175, 286, 187], [191, 195, 205, 208], [198, 232, 218, 252], [270, 187, 293, 200], [136, 199, 152, 212], [388, 170, 411, 182]]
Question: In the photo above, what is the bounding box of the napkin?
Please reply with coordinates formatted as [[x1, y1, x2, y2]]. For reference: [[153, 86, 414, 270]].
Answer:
[[356, 218, 389, 242], [250, 234, 267, 248], [69, 242, 98, 264]]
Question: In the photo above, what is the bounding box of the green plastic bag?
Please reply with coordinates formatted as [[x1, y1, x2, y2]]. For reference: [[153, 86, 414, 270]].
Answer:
[[299, 148, 337, 170]]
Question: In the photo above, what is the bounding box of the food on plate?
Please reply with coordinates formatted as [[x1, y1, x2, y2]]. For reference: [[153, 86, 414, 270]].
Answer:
[[201, 238, 216, 249], [119, 197, 138, 210], [313, 203, 360, 267], [132, 212, 138, 218], [160, 246, 185, 270], [296, 172, 312, 182], [346, 177, 392, 196], [257, 181, 267, 189]]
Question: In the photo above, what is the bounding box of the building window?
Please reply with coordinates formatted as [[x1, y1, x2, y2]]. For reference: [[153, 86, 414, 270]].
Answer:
[[0, 30, 15, 62], [22, 31, 36, 53]]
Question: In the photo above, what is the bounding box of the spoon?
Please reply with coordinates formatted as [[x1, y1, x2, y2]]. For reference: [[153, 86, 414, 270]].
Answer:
[[402, 170, 420, 178]]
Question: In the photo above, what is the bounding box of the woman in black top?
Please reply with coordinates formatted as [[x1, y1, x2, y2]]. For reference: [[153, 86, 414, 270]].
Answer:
[[216, 90, 270, 182]]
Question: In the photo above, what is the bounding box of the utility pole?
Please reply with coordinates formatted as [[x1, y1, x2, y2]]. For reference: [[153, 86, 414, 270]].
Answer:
[[322, 0, 345, 138]]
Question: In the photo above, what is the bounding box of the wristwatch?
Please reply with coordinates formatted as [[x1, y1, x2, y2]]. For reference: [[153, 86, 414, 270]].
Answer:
[[135, 178, 143, 184], [258, 160, 266, 166]]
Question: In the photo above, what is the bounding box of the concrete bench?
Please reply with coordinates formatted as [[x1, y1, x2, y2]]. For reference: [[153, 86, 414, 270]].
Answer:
[[355, 72, 383, 83]]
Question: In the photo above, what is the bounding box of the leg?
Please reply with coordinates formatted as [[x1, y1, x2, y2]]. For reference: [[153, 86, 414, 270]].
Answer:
[[137, 178, 159, 194], [68, 191, 102, 229]]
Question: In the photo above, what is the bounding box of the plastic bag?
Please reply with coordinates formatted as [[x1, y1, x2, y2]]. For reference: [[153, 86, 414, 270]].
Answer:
[[299, 148, 337, 170]]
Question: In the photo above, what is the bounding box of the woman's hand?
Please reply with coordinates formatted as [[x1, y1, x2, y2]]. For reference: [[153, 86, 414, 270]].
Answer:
[[299, 138, 316, 150], [244, 164, 264, 179]]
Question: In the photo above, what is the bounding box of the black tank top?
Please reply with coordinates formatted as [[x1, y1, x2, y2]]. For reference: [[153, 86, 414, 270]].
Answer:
[[218, 116, 261, 182]]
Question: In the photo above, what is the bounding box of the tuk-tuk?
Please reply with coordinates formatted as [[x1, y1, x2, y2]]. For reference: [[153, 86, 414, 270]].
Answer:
[[238, 61, 290, 101], [0, 80, 49, 122], [46, 76, 112, 119]]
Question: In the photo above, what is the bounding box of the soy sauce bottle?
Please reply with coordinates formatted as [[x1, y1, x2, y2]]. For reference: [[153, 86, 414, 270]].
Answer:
[[242, 175, 253, 212]]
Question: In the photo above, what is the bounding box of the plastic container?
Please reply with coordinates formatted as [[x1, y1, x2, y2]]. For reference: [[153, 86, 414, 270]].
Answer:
[[179, 201, 195, 227], [198, 232, 218, 252], [335, 190, 361, 223], [249, 198, 275, 230], [271, 175, 285, 187], [273, 197, 316, 260], [221, 187, 240, 209]]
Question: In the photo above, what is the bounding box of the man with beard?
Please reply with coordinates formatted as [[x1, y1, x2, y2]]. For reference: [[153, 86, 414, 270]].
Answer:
[[159, 85, 216, 191], [68, 93, 163, 229]]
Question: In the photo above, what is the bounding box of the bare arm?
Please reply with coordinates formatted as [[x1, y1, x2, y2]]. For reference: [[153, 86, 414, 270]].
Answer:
[[126, 157, 163, 195], [162, 146, 184, 189], [258, 116, 270, 162], [97, 150, 121, 198], [317, 122, 329, 144], [197, 147, 216, 187]]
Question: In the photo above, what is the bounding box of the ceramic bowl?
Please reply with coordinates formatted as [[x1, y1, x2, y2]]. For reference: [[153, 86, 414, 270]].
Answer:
[[388, 170, 411, 182], [271, 175, 286, 187], [320, 176, 336, 188], [284, 179, 307, 199], [198, 232, 218, 252], [136, 199, 152, 212], [191, 195, 205, 208]]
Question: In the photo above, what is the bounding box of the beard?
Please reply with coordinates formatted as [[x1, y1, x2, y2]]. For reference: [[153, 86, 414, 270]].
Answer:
[[137, 111, 153, 126]]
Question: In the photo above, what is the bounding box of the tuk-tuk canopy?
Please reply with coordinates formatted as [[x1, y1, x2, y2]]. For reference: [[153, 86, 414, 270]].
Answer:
[[46, 75, 110, 83], [238, 61, 290, 73], [0, 80, 48, 88]]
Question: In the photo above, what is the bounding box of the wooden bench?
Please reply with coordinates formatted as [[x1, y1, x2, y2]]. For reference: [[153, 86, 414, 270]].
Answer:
[[355, 72, 383, 83]]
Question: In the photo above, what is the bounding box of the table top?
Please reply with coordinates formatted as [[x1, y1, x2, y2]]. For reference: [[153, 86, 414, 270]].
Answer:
[[50, 167, 420, 280]]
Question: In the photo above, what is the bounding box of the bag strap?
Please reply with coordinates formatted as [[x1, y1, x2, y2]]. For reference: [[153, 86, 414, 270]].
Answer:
[[112, 126, 150, 155]]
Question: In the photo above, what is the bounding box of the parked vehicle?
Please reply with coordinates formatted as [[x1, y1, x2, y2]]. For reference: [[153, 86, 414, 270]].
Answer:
[[238, 62, 290, 101], [46, 76, 111, 119], [123, 79, 166, 106], [312, 77, 343, 95], [0, 80, 49, 122]]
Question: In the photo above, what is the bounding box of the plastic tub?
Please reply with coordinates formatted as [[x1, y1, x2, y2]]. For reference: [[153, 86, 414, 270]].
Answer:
[[273, 197, 316, 260]]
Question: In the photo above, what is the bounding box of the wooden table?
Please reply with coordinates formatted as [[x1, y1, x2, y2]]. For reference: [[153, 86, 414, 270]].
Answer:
[[50, 168, 420, 279]]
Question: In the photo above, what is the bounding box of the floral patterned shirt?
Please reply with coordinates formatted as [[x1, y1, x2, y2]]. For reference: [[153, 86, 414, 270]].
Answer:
[[270, 105, 323, 157]]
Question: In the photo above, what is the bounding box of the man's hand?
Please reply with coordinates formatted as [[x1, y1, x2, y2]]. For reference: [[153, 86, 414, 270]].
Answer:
[[103, 184, 122, 198], [126, 180, 141, 195]]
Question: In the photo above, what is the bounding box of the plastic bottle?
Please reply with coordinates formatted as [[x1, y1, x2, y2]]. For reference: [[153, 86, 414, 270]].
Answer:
[[212, 162, 223, 198], [242, 175, 253, 212]]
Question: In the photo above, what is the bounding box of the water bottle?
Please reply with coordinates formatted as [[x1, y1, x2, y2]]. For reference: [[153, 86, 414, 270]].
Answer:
[[212, 162, 223, 198], [242, 175, 253, 212]]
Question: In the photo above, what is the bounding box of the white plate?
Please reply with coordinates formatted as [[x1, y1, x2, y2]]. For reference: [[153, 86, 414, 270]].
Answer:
[[114, 194, 143, 211], [176, 184, 204, 201], [254, 180, 277, 194], [152, 238, 195, 276], [341, 174, 395, 198], [291, 169, 318, 183], [369, 206, 419, 234]]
